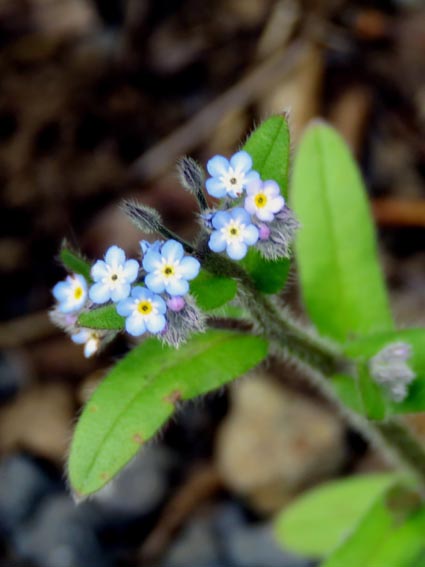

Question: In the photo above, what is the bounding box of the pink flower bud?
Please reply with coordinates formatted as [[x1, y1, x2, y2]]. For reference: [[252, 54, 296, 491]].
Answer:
[[259, 224, 271, 240], [167, 296, 186, 312]]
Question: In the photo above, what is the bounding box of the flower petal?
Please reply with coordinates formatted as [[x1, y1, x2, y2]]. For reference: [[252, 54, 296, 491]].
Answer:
[[208, 231, 226, 252], [89, 282, 111, 304], [91, 260, 108, 281], [126, 314, 146, 337], [244, 196, 257, 215], [268, 195, 285, 213], [123, 259, 139, 282], [117, 298, 134, 316], [243, 224, 259, 245], [179, 257, 200, 280], [152, 294, 167, 314], [110, 283, 131, 302], [71, 330, 89, 344], [227, 241, 247, 260], [84, 338, 99, 358], [53, 281, 70, 302], [161, 240, 185, 263], [145, 273, 165, 293], [105, 245, 126, 268], [245, 178, 262, 195], [211, 211, 230, 230], [263, 180, 281, 197], [166, 278, 189, 296], [230, 207, 251, 225], [256, 208, 274, 222], [244, 170, 260, 184], [207, 155, 229, 177], [146, 313, 166, 334], [142, 251, 162, 272], [132, 286, 148, 300], [206, 177, 226, 198], [230, 151, 252, 173]]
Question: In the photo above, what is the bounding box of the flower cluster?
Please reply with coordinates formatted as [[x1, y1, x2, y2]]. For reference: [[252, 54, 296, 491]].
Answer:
[[203, 151, 298, 260], [51, 240, 201, 357], [369, 342, 416, 402]]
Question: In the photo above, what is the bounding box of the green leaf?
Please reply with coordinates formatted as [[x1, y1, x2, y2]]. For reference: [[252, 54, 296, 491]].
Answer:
[[68, 330, 268, 496], [241, 114, 291, 294], [190, 269, 237, 311], [291, 122, 393, 342], [241, 249, 290, 294], [60, 246, 92, 282], [78, 305, 125, 330], [330, 373, 364, 414], [344, 329, 425, 415], [243, 113, 290, 197], [274, 473, 399, 558], [321, 495, 425, 567]]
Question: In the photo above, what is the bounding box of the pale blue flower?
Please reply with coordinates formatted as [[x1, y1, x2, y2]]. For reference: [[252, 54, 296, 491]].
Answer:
[[143, 239, 200, 296], [208, 208, 259, 260], [244, 179, 285, 222], [206, 151, 260, 199], [117, 287, 167, 337], [89, 245, 139, 304], [53, 273, 87, 313], [71, 329, 100, 358]]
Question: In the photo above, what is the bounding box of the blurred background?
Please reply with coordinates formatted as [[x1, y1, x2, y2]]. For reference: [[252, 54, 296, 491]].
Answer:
[[0, 0, 425, 565]]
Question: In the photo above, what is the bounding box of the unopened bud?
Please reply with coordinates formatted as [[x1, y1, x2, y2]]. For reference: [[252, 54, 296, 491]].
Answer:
[[177, 157, 208, 211], [122, 201, 164, 234], [369, 341, 416, 403]]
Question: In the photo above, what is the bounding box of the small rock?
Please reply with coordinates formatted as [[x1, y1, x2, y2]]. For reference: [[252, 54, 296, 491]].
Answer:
[[14, 494, 112, 567], [216, 374, 346, 513], [0, 454, 57, 536], [93, 445, 177, 520], [161, 512, 221, 567]]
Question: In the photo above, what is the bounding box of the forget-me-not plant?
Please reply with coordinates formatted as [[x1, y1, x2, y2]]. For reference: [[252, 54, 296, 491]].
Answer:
[[143, 239, 200, 296], [53, 274, 87, 313], [117, 286, 167, 337], [244, 179, 285, 222], [89, 245, 139, 304], [206, 150, 260, 198], [208, 207, 259, 260]]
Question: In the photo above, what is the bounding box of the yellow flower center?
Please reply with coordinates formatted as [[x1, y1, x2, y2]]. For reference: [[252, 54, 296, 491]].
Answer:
[[254, 193, 267, 208], [162, 265, 174, 277], [229, 227, 238, 235], [74, 286, 83, 300], [137, 300, 153, 315]]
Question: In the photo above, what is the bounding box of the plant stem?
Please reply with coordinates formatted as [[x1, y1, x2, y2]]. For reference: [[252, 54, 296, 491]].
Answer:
[[201, 248, 425, 491]]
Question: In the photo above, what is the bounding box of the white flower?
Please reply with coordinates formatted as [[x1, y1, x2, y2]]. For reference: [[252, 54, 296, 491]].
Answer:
[[52, 274, 87, 313], [71, 329, 101, 358], [244, 179, 285, 222], [117, 287, 167, 337], [206, 151, 260, 199], [143, 239, 200, 297], [89, 245, 139, 304]]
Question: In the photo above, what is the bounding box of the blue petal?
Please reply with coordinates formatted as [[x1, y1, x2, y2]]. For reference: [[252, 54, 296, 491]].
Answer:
[[211, 211, 230, 230], [126, 315, 146, 337], [146, 313, 166, 334], [110, 283, 131, 302], [152, 294, 167, 314], [227, 241, 247, 260], [132, 286, 149, 300], [89, 282, 110, 304], [230, 207, 251, 225], [161, 240, 184, 263], [245, 170, 261, 184], [179, 257, 200, 280], [59, 299, 78, 314], [91, 260, 108, 281], [244, 224, 259, 245], [143, 250, 162, 272], [230, 151, 252, 173], [206, 155, 229, 177], [145, 273, 165, 293], [208, 231, 226, 252], [105, 245, 125, 267], [166, 278, 189, 296], [123, 259, 139, 282], [206, 178, 226, 198], [71, 330, 88, 345], [117, 298, 134, 316], [53, 281, 69, 302]]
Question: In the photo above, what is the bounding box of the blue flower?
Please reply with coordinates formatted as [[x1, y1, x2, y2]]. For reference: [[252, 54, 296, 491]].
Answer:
[[71, 329, 101, 358], [117, 287, 167, 337], [206, 151, 260, 199], [208, 208, 259, 260], [142, 239, 200, 296], [53, 273, 87, 313], [244, 179, 285, 222], [89, 245, 139, 304]]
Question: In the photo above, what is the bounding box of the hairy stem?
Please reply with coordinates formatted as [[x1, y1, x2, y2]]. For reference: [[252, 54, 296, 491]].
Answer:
[[201, 247, 425, 491]]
